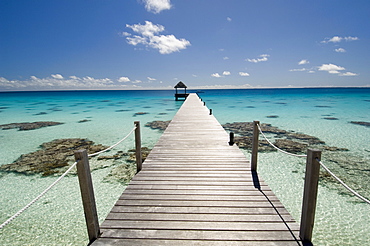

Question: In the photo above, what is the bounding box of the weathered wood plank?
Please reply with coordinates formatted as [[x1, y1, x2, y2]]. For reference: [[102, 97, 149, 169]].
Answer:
[[100, 220, 299, 231], [114, 200, 286, 208], [104, 213, 297, 223], [108, 206, 291, 215], [118, 194, 281, 202], [122, 189, 276, 196], [124, 185, 270, 190], [128, 181, 265, 186], [97, 229, 300, 241], [92, 238, 300, 246]]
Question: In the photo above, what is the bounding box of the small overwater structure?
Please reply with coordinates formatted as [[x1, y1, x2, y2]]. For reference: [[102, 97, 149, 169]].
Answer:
[[174, 81, 189, 101]]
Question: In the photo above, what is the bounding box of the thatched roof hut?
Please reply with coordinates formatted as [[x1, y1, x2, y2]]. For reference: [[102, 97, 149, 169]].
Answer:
[[174, 81, 188, 101], [174, 81, 187, 89]]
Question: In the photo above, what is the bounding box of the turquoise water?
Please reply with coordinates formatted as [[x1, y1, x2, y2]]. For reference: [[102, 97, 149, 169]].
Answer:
[[0, 88, 369, 245]]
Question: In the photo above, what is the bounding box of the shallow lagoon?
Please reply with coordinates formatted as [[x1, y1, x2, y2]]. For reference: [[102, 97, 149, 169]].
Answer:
[[0, 88, 369, 245]]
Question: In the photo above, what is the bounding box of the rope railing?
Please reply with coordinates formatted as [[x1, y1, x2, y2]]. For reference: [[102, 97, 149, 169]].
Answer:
[[252, 121, 369, 243], [317, 158, 370, 205], [88, 126, 136, 157], [256, 122, 369, 204], [257, 123, 307, 158], [0, 161, 78, 230], [0, 126, 137, 230]]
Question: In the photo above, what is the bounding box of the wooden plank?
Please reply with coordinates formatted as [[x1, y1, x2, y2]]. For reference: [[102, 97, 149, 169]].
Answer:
[[100, 220, 299, 231], [97, 229, 300, 241], [92, 93, 301, 245], [92, 238, 300, 246], [118, 194, 281, 202], [114, 200, 286, 208], [104, 213, 297, 223], [128, 181, 265, 186], [122, 189, 276, 196], [108, 206, 291, 215], [124, 185, 270, 190]]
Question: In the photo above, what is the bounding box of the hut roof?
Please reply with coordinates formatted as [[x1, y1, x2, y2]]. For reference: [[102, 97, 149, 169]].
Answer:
[[174, 81, 187, 88]]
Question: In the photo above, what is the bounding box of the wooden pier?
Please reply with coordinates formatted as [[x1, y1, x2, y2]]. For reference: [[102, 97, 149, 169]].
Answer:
[[92, 94, 302, 245]]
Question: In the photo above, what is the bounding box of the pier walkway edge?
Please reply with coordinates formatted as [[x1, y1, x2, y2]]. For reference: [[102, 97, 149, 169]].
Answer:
[[92, 93, 302, 245]]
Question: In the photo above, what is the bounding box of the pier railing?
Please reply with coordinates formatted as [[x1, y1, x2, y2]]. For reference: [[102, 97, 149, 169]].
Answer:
[[0, 121, 143, 244], [248, 120, 370, 244]]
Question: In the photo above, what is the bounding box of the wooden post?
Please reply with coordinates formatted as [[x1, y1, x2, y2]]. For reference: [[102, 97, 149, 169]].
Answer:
[[135, 121, 142, 173], [251, 120, 260, 171], [209, 109, 212, 115], [228, 132, 234, 146], [74, 149, 100, 245], [300, 149, 321, 244], [203, 101, 206, 106]]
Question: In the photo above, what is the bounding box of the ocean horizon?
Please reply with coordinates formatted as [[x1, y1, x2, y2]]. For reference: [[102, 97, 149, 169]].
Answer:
[[0, 88, 369, 245], [1, 85, 370, 93]]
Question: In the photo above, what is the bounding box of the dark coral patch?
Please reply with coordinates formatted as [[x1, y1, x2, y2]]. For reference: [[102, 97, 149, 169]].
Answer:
[[0, 122, 63, 131], [323, 117, 339, 120], [34, 112, 48, 115], [350, 121, 370, 127], [315, 105, 332, 108], [134, 112, 149, 116]]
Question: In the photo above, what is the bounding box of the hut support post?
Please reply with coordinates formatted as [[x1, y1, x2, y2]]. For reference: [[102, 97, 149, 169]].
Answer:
[[251, 120, 260, 171], [74, 149, 100, 245], [135, 121, 142, 173], [300, 149, 321, 244]]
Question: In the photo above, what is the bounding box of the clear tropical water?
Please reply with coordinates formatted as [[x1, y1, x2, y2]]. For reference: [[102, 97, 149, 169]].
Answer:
[[0, 88, 369, 245]]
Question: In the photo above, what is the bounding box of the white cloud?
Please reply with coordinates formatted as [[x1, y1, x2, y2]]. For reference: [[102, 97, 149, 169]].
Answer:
[[147, 77, 156, 81], [246, 54, 269, 63], [211, 73, 221, 78], [126, 21, 165, 37], [150, 34, 191, 54], [321, 36, 359, 43], [125, 21, 190, 54], [318, 63, 345, 74], [239, 72, 250, 76], [191, 84, 253, 89], [344, 36, 359, 41], [227, 17, 232, 22], [335, 48, 346, 53], [298, 59, 309, 65], [327, 36, 342, 43], [121, 32, 131, 37], [328, 70, 340, 74], [223, 71, 231, 76], [289, 68, 307, 72], [51, 74, 63, 79], [340, 72, 358, 76], [118, 77, 130, 82], [223, 56, 229, 60], [126, 35, 147, 46], [143, 0, 172, 14], [0, 75, 121, 90], [132, 80, 142, 83]]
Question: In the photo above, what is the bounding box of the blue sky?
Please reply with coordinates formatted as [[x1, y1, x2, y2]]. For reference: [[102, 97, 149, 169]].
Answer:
[[1, 0, 369, 90]]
